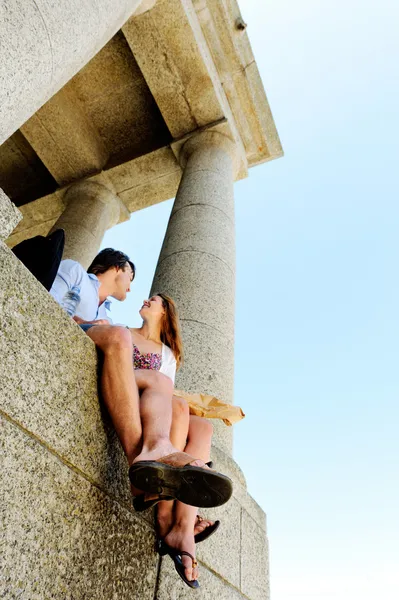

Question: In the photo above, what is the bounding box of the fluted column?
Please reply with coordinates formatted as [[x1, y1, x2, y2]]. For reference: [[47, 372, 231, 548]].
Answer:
[[151, 131, 237, 454], [0, 0, 156, 144], [51, 181, 127, 269]]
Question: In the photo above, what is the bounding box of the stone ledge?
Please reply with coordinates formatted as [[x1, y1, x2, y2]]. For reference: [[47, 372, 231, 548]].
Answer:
[[0, 189, 22, 241], [1, 415, 159, 600]]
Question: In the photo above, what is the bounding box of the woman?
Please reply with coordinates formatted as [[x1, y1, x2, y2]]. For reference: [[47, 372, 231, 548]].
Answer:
[[128, 293, 221, 588]]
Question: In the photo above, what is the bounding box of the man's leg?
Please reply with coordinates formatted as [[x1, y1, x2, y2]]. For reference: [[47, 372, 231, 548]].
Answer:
[[86, 325, 142, 463]]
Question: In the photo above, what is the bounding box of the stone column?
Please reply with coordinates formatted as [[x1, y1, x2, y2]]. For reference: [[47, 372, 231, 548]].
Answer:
[[0, 0, 156, 145], [51, 180, 127, 269], [151, 131, 237, 454]]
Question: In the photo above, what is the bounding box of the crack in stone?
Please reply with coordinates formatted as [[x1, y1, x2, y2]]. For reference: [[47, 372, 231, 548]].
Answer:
[[156, 248, 235, 277], [0, 408, 151, 526], [180, 317, 234, 340], [170, 201, 235, 226], [31, 0, 54, 85]]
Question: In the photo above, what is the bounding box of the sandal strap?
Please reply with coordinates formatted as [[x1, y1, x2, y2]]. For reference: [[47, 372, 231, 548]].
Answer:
[[179, 550, 197, 568]]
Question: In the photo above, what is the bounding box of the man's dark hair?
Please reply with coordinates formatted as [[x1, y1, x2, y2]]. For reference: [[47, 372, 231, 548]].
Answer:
[[87, 248, 135, 280]]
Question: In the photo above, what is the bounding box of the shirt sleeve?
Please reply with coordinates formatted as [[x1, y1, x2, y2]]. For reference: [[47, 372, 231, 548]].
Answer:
[[161, 345, 177, 384], [49, 260, 83, 305]]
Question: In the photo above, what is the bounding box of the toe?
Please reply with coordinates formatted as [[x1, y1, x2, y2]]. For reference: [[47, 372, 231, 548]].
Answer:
[[182, 555, 193, 581]]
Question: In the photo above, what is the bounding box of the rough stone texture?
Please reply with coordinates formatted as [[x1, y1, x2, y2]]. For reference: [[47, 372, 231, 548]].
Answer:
[[156, 559, 247, 600], [0, 0, 148, 144], [1, 416, 159, 600], [50, 180, 130, 268], [123, 0, 225, 138], [69, 31, 171, 163], [20, 86, 109, 186], [0, 188, 22, 240], [151, 132, 236, 454], [196, 496, 242, 588], [0, 243, 130, 504], [241, 510, 270, 600]]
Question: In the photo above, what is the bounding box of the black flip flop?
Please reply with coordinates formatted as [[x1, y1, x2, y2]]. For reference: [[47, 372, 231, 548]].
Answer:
[[194, 517, 220, 544], [129, 452, 232, 509], [157, 518, 220, 555], [158, 542, 199, 589]]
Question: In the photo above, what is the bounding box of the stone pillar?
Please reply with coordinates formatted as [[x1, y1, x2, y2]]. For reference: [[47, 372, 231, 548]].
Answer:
[[0, 0, 156, 145], [151, 131, 237, 454], [51, 180, 127, 269]]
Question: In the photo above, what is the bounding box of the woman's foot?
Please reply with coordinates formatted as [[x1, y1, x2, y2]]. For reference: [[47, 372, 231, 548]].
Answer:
[[164, 523, 198, 582], [157, 509, 215, 540], [194, 515, 215, 537]]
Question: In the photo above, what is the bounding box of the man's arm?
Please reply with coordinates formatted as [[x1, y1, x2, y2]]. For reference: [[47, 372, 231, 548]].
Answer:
[[49, 259, 82, 304], [73, 316, 110, 326]]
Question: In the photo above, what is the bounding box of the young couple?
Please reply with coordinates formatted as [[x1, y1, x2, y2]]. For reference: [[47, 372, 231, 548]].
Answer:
[[50, 248, 232, 589]]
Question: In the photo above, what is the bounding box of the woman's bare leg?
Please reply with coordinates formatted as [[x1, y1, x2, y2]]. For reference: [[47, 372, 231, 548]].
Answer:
[[131, 370, 177, 464], [163, 415, 214, 582], [157, 396, 190, 539], [132, 373, 206, 472]]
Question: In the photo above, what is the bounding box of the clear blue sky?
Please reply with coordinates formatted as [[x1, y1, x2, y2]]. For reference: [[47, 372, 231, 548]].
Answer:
[[101, 1, 399, 598]]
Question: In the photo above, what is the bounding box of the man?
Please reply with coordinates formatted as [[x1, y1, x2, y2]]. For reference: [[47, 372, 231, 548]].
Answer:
[[50, 248, 135, 325]]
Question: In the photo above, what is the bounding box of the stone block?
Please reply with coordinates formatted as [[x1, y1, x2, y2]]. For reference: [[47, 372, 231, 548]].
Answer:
[[156, 558, 247, 600], [241, 510, 270, 600], [106, 147, 180, 193], [0, 243, 131, 504], [0, 189, 22, 240], [0, 1, 145, 144], [119, 170, 181, 212], [196, 496, 241, 588], [1, 415, 158, 600], [21, 86, 109, 186]]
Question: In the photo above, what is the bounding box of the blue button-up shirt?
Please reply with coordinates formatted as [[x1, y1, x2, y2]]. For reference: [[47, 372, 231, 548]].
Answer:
[[50, 259, 112, 322]]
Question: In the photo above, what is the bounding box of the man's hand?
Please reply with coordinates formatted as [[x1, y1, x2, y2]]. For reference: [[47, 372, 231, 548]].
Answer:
[[73, 316, 109, 326]]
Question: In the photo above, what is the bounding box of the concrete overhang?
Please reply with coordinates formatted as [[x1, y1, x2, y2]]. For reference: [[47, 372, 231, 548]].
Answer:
[[2, 0, 282, 248]]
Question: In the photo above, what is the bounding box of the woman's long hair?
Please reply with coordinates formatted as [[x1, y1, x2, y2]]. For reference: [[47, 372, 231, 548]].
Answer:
[[157, 293, 183, 369]]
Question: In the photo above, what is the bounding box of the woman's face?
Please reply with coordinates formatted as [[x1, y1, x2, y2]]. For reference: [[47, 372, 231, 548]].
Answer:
[[139, 295, 165, 320]]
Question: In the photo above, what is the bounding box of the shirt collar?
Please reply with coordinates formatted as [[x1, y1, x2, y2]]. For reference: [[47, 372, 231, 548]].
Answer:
[[88, 273, 112, 312], [88, 272, 100, 289]]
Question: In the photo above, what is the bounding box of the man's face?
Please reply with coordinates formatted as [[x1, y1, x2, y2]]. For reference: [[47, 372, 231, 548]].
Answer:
[[113, 262, 134, 301]]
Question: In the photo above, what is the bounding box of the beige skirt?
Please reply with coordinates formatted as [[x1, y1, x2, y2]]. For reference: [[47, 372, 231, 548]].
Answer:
[[174, 389, 245, 426]]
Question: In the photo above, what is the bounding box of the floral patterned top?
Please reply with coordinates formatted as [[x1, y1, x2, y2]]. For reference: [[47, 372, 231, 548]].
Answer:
[[133, 344, 162, 371]]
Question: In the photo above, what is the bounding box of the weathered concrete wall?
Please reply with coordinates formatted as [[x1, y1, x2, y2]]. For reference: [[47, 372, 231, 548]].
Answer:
[[0, 242, 269, 599]]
